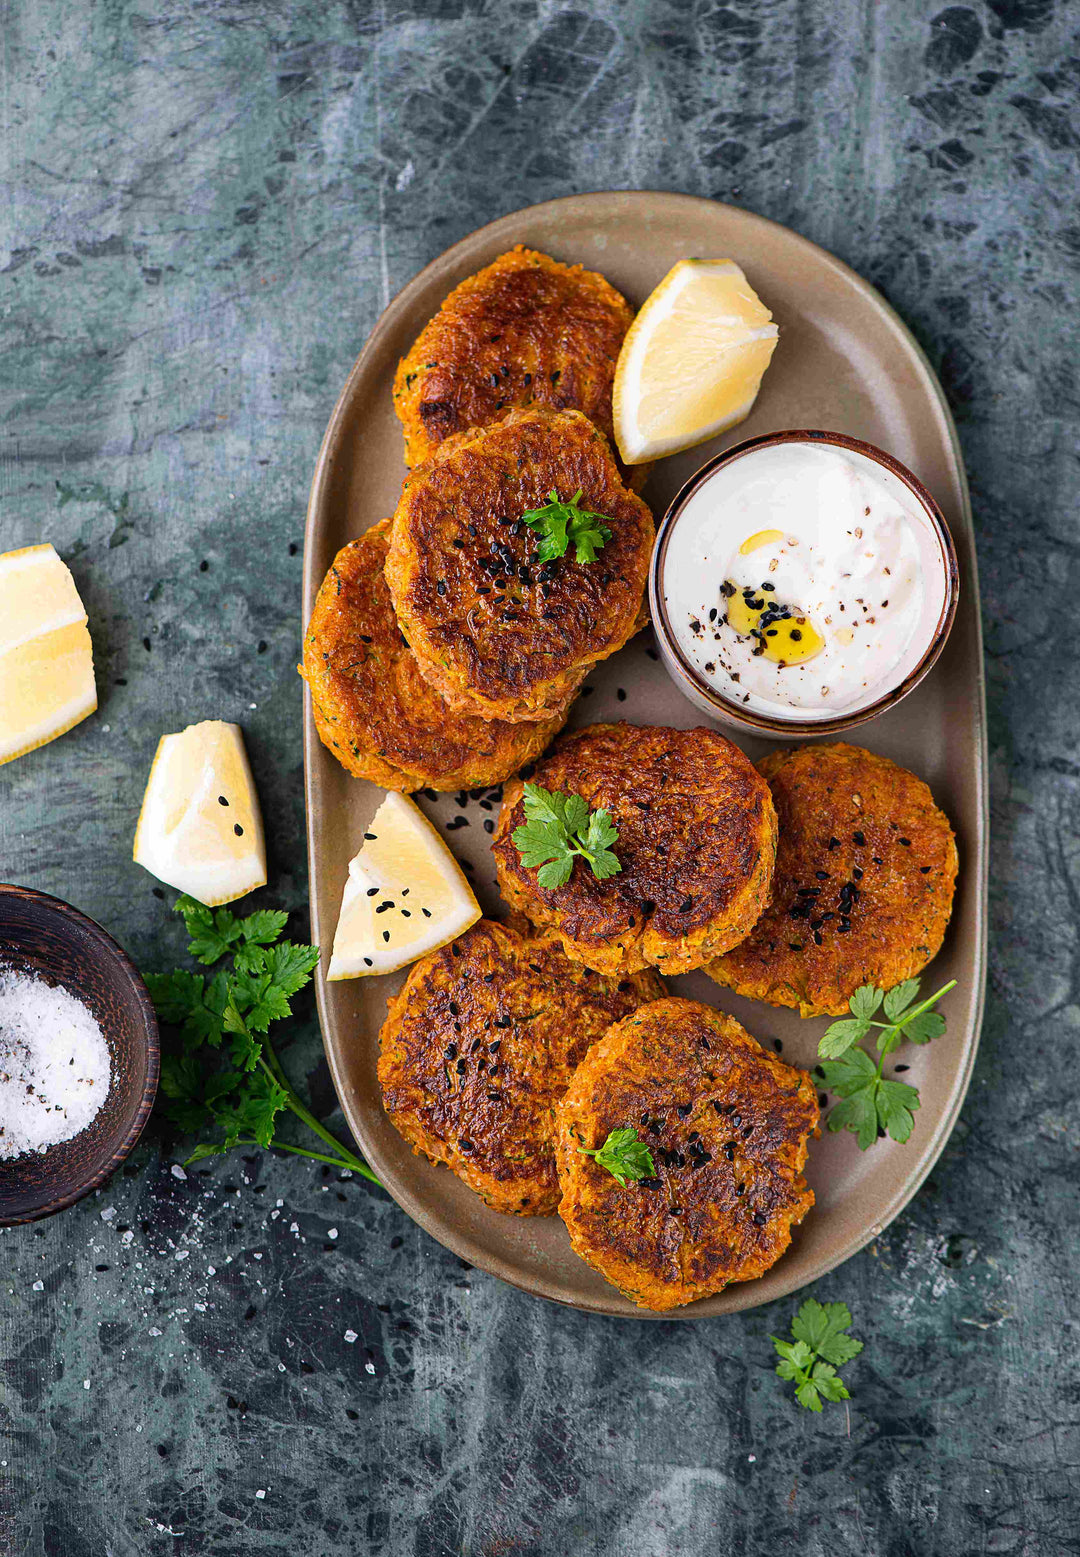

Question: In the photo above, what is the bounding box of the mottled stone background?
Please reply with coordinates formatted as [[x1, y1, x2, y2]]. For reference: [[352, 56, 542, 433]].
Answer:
[[1, 0, 1078, 1552]]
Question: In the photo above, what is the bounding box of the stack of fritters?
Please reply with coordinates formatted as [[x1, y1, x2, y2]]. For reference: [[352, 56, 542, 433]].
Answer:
[[378, 919, 664, 1215], [303, 248, 650, 789]]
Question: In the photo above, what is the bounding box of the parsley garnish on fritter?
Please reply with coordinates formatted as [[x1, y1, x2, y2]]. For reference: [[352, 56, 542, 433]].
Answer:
[[816, 976, 956, 1150], [521, 488, 612, 564], [577, 1127, 656, 1187], [511, 782, 621, 889]]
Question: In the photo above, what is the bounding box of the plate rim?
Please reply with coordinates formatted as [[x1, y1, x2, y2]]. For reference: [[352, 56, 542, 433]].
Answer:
[[303, 190, 989, 1319]]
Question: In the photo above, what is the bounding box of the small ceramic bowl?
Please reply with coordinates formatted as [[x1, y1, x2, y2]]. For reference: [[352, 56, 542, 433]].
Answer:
[[0, 885, 159, 1225], [649, 429, 960, 739]]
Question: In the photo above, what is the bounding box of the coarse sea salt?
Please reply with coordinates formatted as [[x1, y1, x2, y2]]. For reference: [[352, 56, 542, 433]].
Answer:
[[0, 965, 111, 1159]]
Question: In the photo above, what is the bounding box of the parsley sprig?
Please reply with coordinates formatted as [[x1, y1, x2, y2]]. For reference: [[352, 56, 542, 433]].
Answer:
[[521, 489, 612, 564], [145, 896, 377, 1181], [577, 1127, 655, 1187], [772, 1299, 863, 1412], [816, 977, 956, 1151], [511, 782, 621, 889]]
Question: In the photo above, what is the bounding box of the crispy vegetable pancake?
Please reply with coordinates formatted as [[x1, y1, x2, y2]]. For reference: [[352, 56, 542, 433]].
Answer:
[[706, 743, 959, 1017], [378, 918, 664, 1215], [300, 521, 567, 791], [492, 722, 777, 976], [392, 246, 633, 470], [555, 998, 818, 1311], [385, 408, 654, 724]]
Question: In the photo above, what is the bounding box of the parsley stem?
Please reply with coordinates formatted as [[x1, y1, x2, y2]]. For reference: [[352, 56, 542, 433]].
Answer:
[[233, 1136, 365, 1172], [872, 980, 957, 1074], [257, 1050, 379, 1184]]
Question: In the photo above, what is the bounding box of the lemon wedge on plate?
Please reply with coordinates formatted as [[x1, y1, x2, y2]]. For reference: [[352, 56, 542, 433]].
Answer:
[[613, 259, 779, 464], [328, 792, 481, 979], [0, 543, 97, 766], [133, 721, 266, 905]]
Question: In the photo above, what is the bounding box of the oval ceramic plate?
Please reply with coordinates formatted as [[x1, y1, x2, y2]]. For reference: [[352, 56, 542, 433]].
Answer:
[[302, 192, 987, 1317]]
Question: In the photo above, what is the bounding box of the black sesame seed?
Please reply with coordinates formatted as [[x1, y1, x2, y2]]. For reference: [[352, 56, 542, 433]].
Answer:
[[853, 831, 865, 845], [422, 908, 431, 918], [753, 1212, 766, 1227], [676, 1103, 692, 1118], [900, 837, 911, 847], [218, 795, 229, 807], [234, 823, 244, 837], [894, 1064, 910, 1073], [617, 688, 626, 702], [815, 870, 829, 880], [679, 896, 693, 913], [382, 930, 390, 942], [920, 865, 932, 873], [852, 866, 864, 880], [828, 837, 840, 850]]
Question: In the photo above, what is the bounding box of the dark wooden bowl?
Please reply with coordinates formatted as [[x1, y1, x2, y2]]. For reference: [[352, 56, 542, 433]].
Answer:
[[0, 884, 159, 1225]]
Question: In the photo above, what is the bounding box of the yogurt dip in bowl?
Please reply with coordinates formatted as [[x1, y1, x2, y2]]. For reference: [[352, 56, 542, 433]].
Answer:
[[650, 430, 959, 738]]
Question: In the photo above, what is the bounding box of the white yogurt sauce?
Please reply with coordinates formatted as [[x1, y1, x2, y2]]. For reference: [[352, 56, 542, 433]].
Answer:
[[663, 442, 948, 720]]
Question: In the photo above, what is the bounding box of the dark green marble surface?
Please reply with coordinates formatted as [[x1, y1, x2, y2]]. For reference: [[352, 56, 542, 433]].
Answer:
[[1, 1, 1078, 1552]]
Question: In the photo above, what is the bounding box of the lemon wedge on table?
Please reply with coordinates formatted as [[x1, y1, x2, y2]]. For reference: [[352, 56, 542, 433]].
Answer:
[[613, 259, 779, 464], [0, 543, 97, 766], [328, 792, 481, 980], [133, 721, 266, 905]]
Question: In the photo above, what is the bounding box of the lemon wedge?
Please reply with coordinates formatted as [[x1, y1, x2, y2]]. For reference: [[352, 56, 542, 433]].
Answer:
[[328, 792, 480, 979], [133, 721, 266, 905], [613, 259, 779, 463], [0, 543, 96, 766]]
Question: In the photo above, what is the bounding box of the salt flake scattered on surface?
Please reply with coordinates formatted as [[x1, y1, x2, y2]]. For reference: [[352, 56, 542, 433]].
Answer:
[[148, 1326, 162, 1337], [327, 1228, 338, 1239], [100, 1208, 116, 1223], [344, 1329, 357, 1343], [32, 1280, 43, 1291], [171, 1164, 187, 1180], [364, 1361, 375, 1375], [83, 1379, 90, 1389], [255, 1490, 266, 1500]]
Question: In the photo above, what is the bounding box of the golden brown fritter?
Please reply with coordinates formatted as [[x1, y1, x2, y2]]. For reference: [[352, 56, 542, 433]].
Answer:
[[385, 408, 654, 724], [706, 743, 959, 1017], [492, 722, 777, 977], [300, 521, 567, 791], [378, 918, 664, 1216], [555, 998, 818, 1311], [393, 246, 633, 470]]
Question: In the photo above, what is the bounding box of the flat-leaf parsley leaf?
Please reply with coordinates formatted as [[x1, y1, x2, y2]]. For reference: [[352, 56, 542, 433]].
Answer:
[[512, 782, 621, 889], [521, 489, 613, 565], [577, 1127, 655, 1187], [816, 976, 956, 1150], [772, 1299, 863, 1411], [145, 895, 378, 1181]]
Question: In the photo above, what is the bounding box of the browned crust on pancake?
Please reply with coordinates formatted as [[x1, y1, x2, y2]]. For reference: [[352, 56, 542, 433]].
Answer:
[[385, 408, 654, 724], [492, 722, 777, 976], [378, 919, 664, 1215], [392, 246, 633, 470], [706, 743, 959, 1017], [555, 997, 818, 1311], [300, 520, 567, 790]]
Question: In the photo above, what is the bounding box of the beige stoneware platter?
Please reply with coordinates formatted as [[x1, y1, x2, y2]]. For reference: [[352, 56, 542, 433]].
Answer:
[[302, 191, 988, 1318]]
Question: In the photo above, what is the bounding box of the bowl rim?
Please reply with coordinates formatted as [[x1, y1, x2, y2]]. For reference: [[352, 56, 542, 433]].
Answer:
[[648, 427, 961, 738], [0, 883, 160, 1226]]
